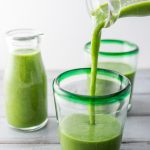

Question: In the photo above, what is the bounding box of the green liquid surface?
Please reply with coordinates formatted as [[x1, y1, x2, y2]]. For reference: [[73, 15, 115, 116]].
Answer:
[[99, 62, 135, 85], [4, 49, 47, 128], [92, 77, 123, 96], [60, 114, 122, 150], [99, 62, 135, 101]]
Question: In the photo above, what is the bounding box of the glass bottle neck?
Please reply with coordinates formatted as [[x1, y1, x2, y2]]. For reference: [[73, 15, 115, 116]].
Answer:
[[6, 29, 42, 53], [7, 38, 41, 53]]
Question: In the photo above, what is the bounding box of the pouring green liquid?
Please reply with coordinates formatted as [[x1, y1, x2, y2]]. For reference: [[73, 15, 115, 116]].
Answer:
[[89, 22, 104, 125], [59, 1, 150, 150], [89, 0, 150, 124]]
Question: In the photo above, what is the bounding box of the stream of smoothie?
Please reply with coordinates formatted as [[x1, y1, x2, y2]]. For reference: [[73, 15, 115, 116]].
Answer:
[[89, 22, 104, 125], [59, 1, 150, 150], [89, 0, 150, 125]]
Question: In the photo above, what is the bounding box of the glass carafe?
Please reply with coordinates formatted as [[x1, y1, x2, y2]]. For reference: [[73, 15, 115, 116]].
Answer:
[[4, 29, 48, 131], [86, 0, 150, 27]]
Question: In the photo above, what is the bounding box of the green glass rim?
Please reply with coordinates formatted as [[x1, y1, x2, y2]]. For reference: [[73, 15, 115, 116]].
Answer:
[[53, 68, 131, 105], [84, 39, 139, 57]]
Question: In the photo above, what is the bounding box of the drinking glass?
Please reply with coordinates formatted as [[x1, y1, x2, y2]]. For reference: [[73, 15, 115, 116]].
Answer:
[[84, 39, 139, 110], [53, 68, 131, 150]]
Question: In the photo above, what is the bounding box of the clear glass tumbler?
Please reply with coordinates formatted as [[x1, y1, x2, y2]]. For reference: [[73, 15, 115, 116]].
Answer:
[[53, 68, 131, 150], [4, 29, 48, 131], [84, 39, 139, 110]]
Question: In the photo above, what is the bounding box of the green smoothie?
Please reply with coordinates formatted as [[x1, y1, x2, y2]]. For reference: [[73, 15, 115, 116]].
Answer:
[[99, 62, 135, 85], [87, 75, 123, 96], [99, 62, 135, 101], [89, 22, 104, 125], [4, 49, 47, 129], [120, 1, 150, 17], [60, 114, 122, 150], [89, 0, 150, 124], [59, 1, 150, 149]]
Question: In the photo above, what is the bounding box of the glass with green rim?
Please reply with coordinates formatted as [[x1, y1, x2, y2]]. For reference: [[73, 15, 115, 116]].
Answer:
[[84, 39, 139, 111], [53, 68, 131, 150]]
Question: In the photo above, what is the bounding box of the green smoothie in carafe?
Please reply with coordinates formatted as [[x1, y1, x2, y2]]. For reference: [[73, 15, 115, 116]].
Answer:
[[90, 0, 150, 27], [120, 1, 150, 17], [4, 49, 47, 129]]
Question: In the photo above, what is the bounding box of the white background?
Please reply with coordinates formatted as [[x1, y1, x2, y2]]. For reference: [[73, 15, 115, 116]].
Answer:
[[0, 0, 150, 70]]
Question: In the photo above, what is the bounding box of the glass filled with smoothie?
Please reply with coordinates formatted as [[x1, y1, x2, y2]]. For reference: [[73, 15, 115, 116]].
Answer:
[[53, 68, 131, 150], [4, 29, 48, 131], [84, 39, 139, 110]]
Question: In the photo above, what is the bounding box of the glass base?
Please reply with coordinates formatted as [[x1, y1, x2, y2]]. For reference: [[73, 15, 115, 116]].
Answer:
[[8, 118, 48, 132]]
